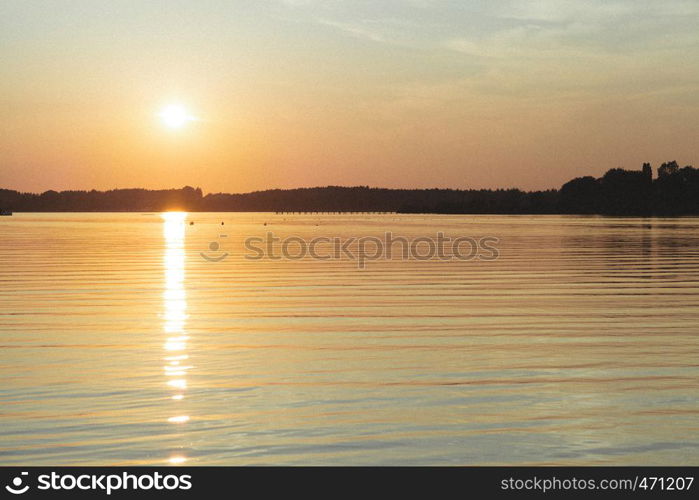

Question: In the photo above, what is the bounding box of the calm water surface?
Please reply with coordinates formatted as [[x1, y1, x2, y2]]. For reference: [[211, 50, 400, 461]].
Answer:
[[1, 213, 698, 465]]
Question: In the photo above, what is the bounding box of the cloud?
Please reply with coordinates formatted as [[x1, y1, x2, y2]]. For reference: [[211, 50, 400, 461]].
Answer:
[[315, 18, 390, 43], [445, 22, 599, 59], [272, 0, 699, 101]]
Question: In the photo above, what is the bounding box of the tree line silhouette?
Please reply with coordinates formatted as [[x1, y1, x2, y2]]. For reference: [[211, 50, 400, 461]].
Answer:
[[1, 161, 697, 215]]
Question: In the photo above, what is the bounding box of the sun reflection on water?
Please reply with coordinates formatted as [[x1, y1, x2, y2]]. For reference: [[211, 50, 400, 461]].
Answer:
[[161, 212, 190, 464]]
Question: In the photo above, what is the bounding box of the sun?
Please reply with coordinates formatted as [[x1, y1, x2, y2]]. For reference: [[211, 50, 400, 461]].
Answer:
[[159, 104, 195, 129]]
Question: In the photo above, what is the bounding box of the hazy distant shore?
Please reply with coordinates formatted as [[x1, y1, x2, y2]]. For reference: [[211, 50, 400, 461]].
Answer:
[[2, 161, 697, 216]]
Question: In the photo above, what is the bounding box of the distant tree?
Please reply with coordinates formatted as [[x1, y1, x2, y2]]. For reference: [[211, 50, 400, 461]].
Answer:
[[599, 167, 651, 215], [559, 176, 600, 214], [658, 161, 679, 178], [653, 163, 698, 214]]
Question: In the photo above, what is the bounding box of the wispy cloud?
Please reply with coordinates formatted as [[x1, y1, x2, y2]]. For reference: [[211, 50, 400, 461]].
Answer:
[[315, 18, 390, 44]]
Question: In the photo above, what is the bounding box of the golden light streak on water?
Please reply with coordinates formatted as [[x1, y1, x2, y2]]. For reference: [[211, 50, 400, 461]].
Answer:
[[167, 415, 190, 424], [162, 212, 190, 464]]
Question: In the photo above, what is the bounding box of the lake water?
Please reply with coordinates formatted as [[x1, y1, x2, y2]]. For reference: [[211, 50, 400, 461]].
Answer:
[[1, 213, 698, 465]]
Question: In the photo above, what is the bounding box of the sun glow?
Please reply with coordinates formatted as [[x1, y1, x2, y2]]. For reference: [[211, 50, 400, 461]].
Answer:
[[159, 104, 195, 129]]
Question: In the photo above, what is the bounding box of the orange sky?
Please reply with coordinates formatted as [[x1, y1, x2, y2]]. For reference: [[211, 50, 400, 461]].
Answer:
[[1, 1, 697, 193]]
